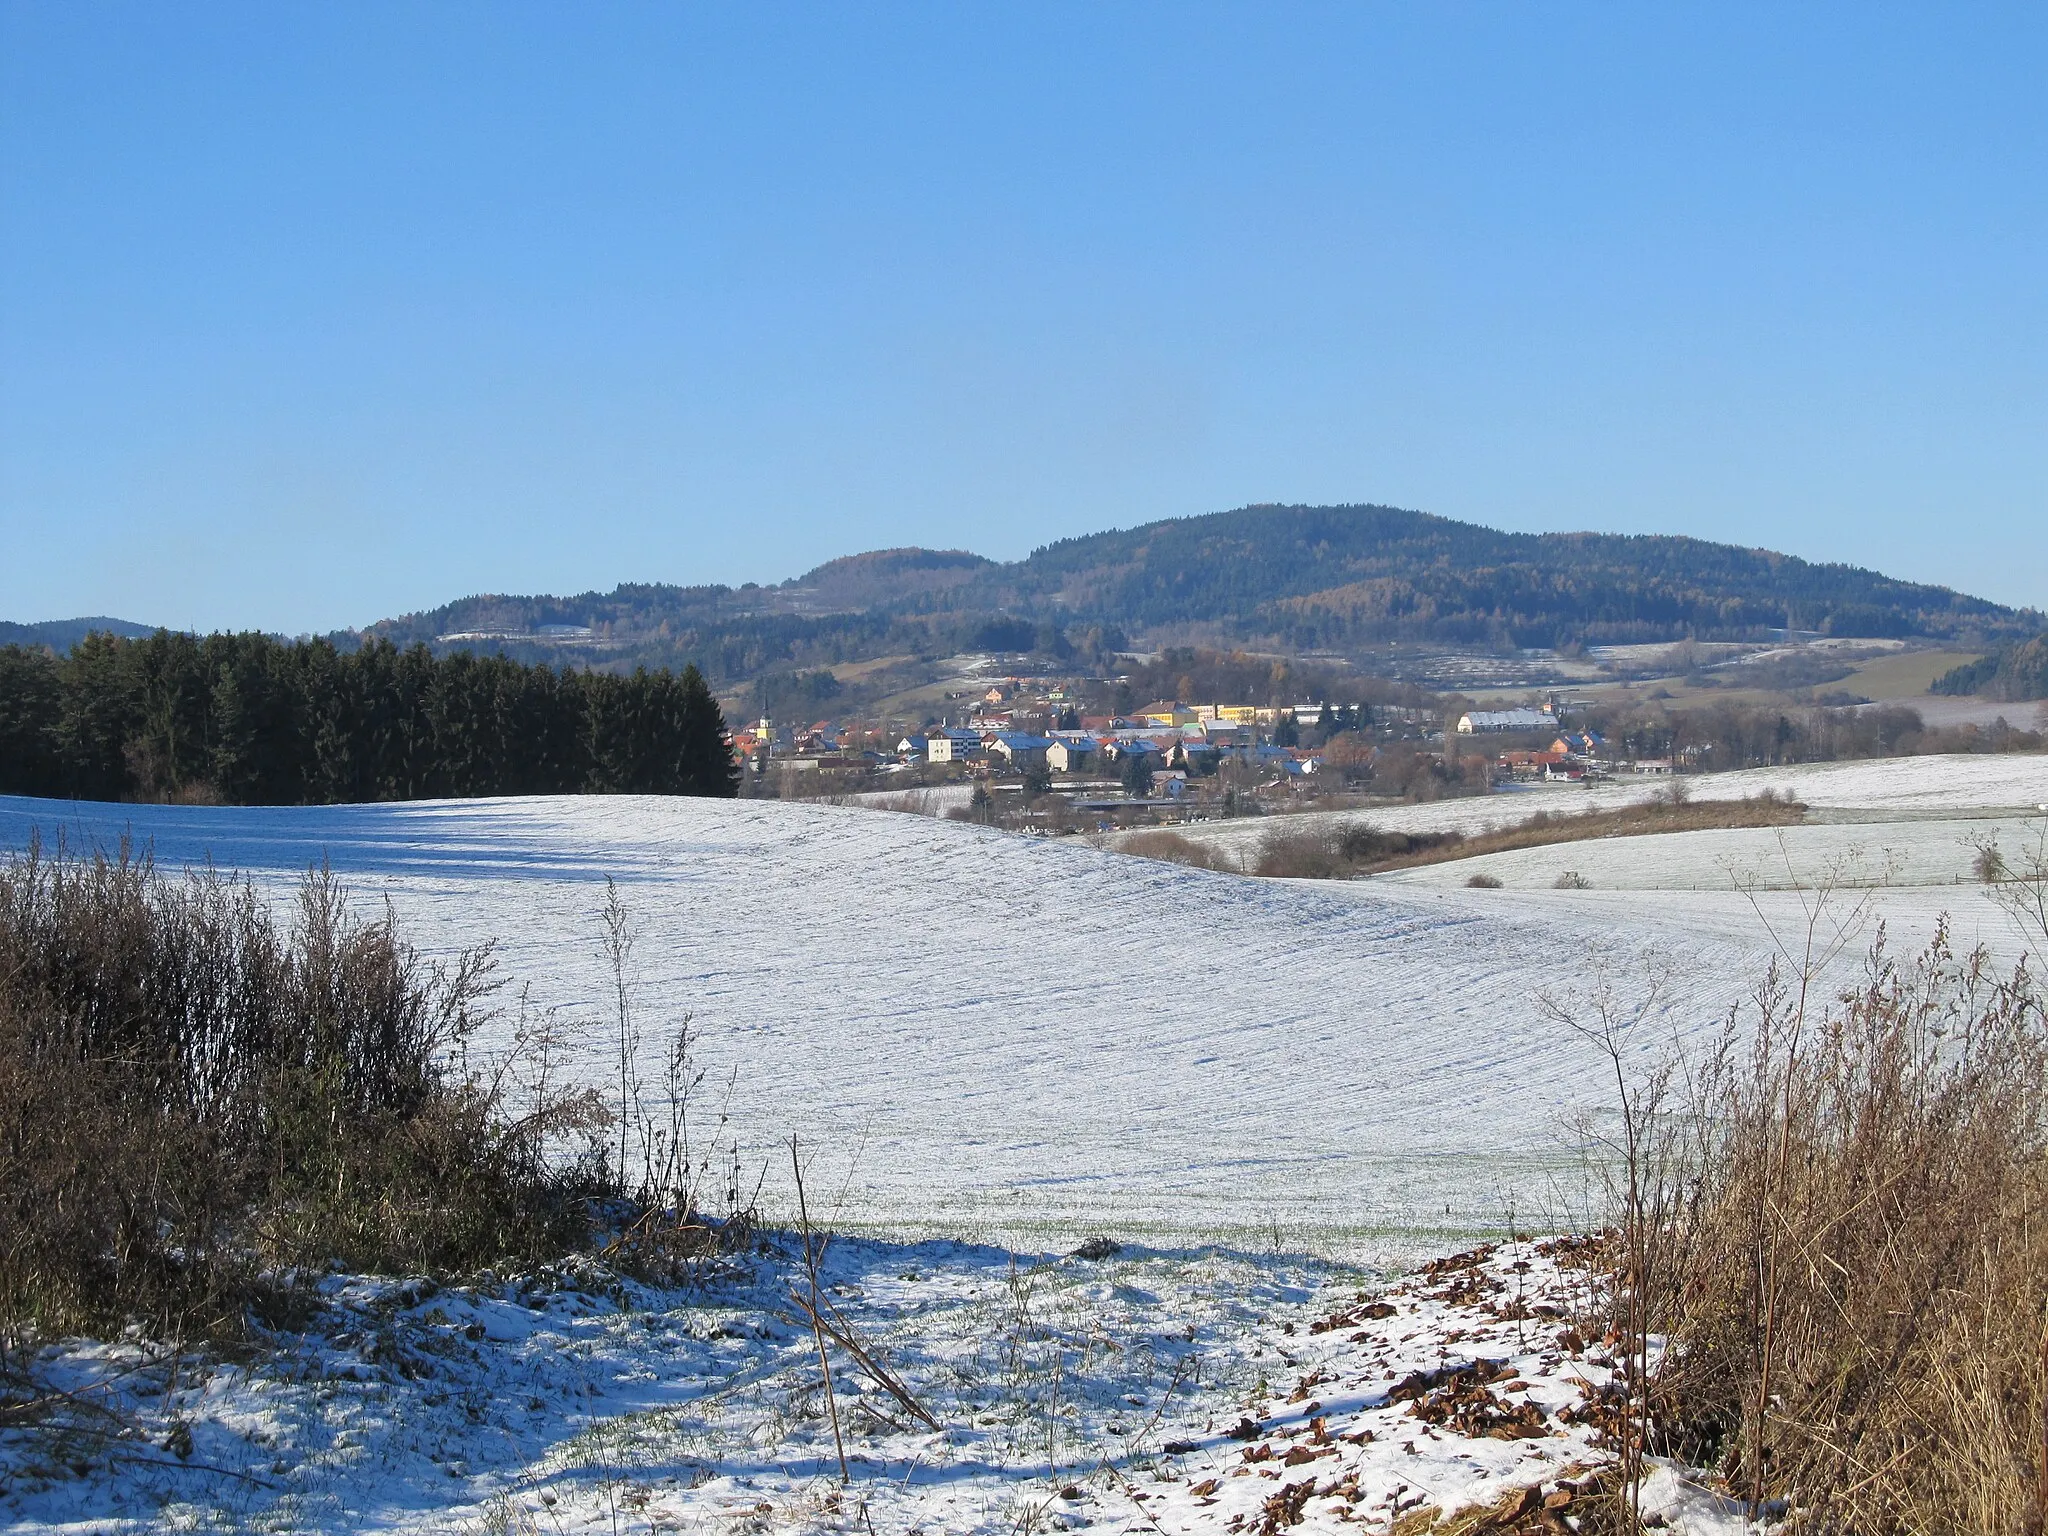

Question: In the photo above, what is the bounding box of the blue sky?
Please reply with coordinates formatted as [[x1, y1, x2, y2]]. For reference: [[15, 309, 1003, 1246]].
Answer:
[[2, 3, 2043, 634]]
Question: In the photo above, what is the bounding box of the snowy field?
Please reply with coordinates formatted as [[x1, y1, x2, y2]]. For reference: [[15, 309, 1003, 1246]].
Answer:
[[4, 753, 2041, 1259], [0, 789, 1718, 1258], [1114, 754, 2048, 873], [3, 758, 2038, 1534]]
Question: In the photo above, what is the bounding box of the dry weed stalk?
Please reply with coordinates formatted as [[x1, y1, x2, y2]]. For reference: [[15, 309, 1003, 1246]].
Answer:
[[789, 1134, 849, 1483]]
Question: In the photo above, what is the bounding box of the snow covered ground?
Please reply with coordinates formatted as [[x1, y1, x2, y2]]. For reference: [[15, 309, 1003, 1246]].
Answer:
[[3, 1232, 1744, 1536], [2, 755, 2040, 1258], [4, 757, 2036, 1534], [0, 790, 1710, 1257], [1116, 754, 2048, 873], [841, 784, 975, 816]]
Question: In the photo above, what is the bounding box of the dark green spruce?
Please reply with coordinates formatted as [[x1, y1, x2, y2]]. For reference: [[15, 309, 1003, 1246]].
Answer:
[[0, 630, 739, 805]]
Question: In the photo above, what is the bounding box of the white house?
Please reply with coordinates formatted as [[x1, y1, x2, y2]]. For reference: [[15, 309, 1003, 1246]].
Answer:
[[925, 729, 984, 764], [1046, 738, 1094, 773]]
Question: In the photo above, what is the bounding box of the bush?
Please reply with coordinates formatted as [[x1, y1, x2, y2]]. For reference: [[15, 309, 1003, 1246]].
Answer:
[[1252, 824, 1458, 879], [1642, 930, 2048, 1529], [1554, 870, 1592, 889], [1119, 831, 1226, 870], [1465, 873, 1503, 889], [1566, 831, 2048, 1532], [0, 841, 598, 1341]]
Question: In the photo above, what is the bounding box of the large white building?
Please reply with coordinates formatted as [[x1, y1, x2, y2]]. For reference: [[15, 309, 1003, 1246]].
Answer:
[[1456, 707, 1556, 733], [925, 729, 984, 763]]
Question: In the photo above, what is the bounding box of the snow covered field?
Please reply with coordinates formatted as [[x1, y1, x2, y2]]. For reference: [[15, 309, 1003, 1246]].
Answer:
[[2, 754, 2040, 1258], [0, 790, 1712, 1256], [3, 757, 2038, 1534], [1114, 754, 2048, 873]]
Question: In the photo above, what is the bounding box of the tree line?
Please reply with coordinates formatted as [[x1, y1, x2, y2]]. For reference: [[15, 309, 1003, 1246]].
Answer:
[[0, 631, 738, 805], [1933, 634, 2048, 702], [1580, 698, 2041, 769]]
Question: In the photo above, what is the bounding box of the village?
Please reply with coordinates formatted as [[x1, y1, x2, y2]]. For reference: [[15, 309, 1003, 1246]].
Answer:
[[728, 676, 1688, 824]]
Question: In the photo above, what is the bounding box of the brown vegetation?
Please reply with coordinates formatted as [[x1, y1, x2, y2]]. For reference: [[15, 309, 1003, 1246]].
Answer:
[[1117, 830, 1231, 870], [0, 842, 603, 1345], [1566, 832, 2048, 1532], [1375, 792, 1805, 877], [1252, 825, 1461, 879]]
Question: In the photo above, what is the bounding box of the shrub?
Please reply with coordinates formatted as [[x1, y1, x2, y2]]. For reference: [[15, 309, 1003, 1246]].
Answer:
[[1251, 824, 1458, 879], [1565, 826, 2048, 1533], [1641, 930, 2048, 1530], [1252, 829, 1348, 879], [1119, 831, 1225, 870], [1465, 873, 1503, 889], [1554, 870, 1591, 889], [0, 840, 598, 1341]]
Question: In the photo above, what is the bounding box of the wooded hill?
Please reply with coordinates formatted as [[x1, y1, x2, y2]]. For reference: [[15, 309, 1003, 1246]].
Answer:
[[15, 506, 2030, 693], [352, 504, 2031, 684]]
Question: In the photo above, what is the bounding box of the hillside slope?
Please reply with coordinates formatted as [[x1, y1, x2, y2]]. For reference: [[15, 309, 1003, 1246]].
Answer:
[[350, 505, 2031, 682], [4, 776, 2025, 1254], [957, 504, 2019, 647], [0, 615, 157, 650]]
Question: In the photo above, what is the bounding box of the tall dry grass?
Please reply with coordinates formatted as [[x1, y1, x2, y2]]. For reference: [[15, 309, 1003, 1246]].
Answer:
[[0, 839, 600, 1343], [1665, 931, 2046, 1530], [1577, 823, 2048, 1532]]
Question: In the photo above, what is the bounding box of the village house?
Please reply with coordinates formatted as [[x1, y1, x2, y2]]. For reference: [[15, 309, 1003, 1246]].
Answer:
[[1497, 748, 1568, 780], [1046, 737, 1095, 773], [989, 732, 1055, 770], [924, 728, 984, 764]]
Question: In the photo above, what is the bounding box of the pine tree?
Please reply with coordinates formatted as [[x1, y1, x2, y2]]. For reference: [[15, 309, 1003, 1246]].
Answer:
[[675, 664, 739, 797]]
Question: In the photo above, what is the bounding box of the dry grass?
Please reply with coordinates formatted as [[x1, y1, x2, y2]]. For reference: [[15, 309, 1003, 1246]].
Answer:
[[1569, 827, 2048, 1532], [1117, 830, 1231, 870], [0, 840, 602, 1345], [1123, 792, 1807, 882], [1371, 792, 1805, 876], [1252, 824, 1458, 879], [1657, 934, 2047, 1531]]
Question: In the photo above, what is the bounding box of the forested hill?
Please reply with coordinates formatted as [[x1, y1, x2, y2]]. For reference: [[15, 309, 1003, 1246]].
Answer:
[[963, 504, 2022, 648], [0, 617, 156, 651], [346, 504, 2029, 683]]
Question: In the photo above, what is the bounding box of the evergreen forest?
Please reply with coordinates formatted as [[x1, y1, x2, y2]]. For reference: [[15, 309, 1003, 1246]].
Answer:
[[1933, 633, 2048, 702], [0, 631, 739, 805]]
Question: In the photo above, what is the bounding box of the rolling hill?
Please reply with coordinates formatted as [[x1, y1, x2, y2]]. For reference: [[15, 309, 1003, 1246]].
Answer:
[[10, 507, 2031, 689], [355, 504, 2035, 685], [0, 615, 157, 650]]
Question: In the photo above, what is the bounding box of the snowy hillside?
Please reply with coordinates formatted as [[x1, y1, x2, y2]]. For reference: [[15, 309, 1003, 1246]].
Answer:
[[6, 761, 2037, 1259], [0, 791, 1767, 1258], [1112, 754, 2048, 873]]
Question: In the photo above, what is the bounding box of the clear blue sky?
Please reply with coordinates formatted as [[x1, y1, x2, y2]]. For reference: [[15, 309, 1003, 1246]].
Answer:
[[2, 3, 2043, 635]]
